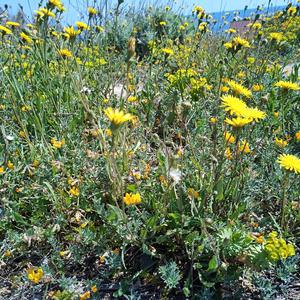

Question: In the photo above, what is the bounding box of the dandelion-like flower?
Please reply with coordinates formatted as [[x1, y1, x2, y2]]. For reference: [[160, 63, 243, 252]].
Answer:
[[226, 80, 252, 98], [88, 7, 98, 15], [76, 21, 90, 31], [58, 49, 72, 58], [275, 137, 288, 148], [27, 267, 44, 284], [64, 26, 80, 39], [6, 21, 20, 28], [0, 25, 12, 35], [277, 154, 300, 174], [20, 32, 33, 44], [104, 107, 134, 126], [225, 117, 252, 128], [221, 95, 266, 121], [274, 80, 300, 91]]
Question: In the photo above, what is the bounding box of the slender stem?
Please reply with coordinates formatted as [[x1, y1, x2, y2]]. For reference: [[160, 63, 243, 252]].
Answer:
[[280, 172, 289, 229]]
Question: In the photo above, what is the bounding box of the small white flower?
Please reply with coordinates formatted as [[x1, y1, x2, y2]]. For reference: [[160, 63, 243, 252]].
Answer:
[[169, 168, 182, 184]]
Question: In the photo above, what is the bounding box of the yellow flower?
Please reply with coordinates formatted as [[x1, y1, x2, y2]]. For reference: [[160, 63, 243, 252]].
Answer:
[[37, 8, 56, 18], [287, 6, 297, 16], [91, 285, 97, 293], [27, 267, 44, 284], [220, 85, 230, 93], [187, 188, 199, 199], [159, 21, 167, 26], [7, 161, 14, 170], [51, 138, 65, 149], [64, 26, 80, 39], [88, 7, 98, 15], [232, 36, 250, 49], [295, 130, 300, 141], [269, 32, 283, 43], [274, 80, 299, 91], [224, 42, 233, 49], [227, 80, 252, 98], [238, 140, 251, 154], [210, 117, 217, 123], [0, 25, 12, 35], [6, 21, 20, 27], [161, 48, 174, 55], [128, 96, 137, 103], [224, 131, 235, 144], [225, 117, 252, 128], [274, 112, 279, 118], [69, 186, 79, 197], [277, 154, 300, 174], [99, 255, 105, 264], [123, 192, 142, 206], [58, 48, 72, 58], [20, 32, 33, 44], [275, 137, 288, 148], [80, 291, 91, 300], [221, 95, 247, 113], [225, 147, 232, 160], [76, 21, 90, 31], [0, 166, 4, 174], [104, 107, 134, 126], [252, 84, 263, 92], [225, 28, 236, 34], [221, 95, 265, 121], [49, 0, 64, 10]]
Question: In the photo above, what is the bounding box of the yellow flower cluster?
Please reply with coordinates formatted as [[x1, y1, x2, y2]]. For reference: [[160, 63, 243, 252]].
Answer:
[[123, 193, 142, 206], [27, 267, 44, 284], [264, 231, 295, 261]]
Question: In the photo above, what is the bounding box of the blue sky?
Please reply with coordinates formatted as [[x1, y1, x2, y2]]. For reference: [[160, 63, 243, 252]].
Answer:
[[0, 0, 295, 23]]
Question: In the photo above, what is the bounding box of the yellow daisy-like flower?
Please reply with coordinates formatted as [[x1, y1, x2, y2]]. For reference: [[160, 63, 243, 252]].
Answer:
[[252, 84, 263, 92], [269, 32, 283, 43], [104, 107, 134, 126], [274, 80, 300, 91], [0, 25, 12, 35], [6, 21, 20, 27], [27, 267, 44, 284], [275, 137, 288, 148], [224, 131, 235, 144], [123, 192, 142, 205], [225, 117, 252, 128], [76, 21, 90, 31], [20, 32, 33, 44], [277, 154, 300, 174], [69, 186, 79, 197], [221, 95, 266, 121], [49, 0, 64, 10], [227, 80, 252, 98], [295, 130, 300, 141], [64, 26, 80, 39], [238, 140, 251, 154], [225, 147, 232, 160], [232, 36, 250, 48], [51, 138, 65, 149], [221, 95, 247, 114], [37, 8, 56, 18], [88, 7, 98, 15], [58, 48, 72, 58]]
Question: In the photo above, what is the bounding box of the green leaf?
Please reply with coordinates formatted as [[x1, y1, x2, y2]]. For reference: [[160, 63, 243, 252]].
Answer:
[[207, 255, 218, 272]]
